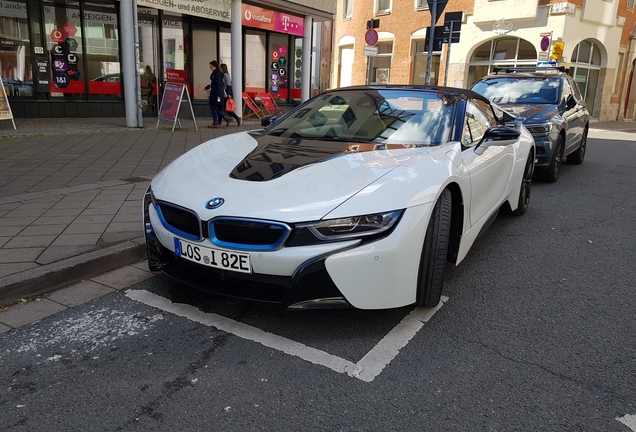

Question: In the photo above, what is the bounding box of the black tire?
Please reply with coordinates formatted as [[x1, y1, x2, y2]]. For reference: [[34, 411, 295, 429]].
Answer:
[[510, 152, 534, 216], [567, 127, 587, 165], [535, 134, 563, 183], [416, 189, 452, 308]]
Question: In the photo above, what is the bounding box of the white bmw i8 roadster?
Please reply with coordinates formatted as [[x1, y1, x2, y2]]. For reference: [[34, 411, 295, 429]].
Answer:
[[144, 86, 535, 310]]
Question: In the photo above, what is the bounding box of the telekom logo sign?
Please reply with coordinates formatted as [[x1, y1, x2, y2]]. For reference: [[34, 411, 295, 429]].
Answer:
[[242, 5, 303, 36]]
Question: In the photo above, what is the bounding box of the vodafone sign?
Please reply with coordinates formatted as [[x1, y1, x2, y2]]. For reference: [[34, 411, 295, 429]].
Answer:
[[50, 29, 66, 43], [242, 5, 303, 37]]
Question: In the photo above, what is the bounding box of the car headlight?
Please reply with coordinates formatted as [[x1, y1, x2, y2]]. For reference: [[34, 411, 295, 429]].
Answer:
[[525, 124, 550, 137], [286, 210, 403, 246]]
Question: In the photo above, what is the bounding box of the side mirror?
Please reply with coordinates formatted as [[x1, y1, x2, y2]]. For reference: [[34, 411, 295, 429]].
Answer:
[[261, 116, 278, 127], [475, 127, 521, 155], [566, 95, 577, 109]]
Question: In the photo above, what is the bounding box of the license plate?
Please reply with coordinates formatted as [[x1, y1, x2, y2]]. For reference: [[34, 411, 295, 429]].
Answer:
[[174, 238, 252, 274]]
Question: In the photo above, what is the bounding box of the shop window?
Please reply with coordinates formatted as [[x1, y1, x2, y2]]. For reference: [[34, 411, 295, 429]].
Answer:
[[44, 0, 84, 98], [269, 33, 289, 102], [138, 8, 160, 110], [412, 40, 440, 85], [85, 2, 121, 99], [192, 17, 217, 101], [245, 30, 266, 97], [370, 41, 392, 84], [0, 0, 33, 97]]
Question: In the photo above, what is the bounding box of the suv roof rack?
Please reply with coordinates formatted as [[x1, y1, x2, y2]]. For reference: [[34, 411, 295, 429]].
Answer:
[[492, 66, 569, 75]]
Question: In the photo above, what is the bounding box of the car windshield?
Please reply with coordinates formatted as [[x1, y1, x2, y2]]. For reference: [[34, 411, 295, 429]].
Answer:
[[472, 77, 560, 105], [267, 89, 457, 146]]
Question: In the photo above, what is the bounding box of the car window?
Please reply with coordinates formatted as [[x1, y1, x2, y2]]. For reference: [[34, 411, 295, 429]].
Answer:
[[472, 77, 561, 104], [566, 76, 583, 102], [462, 101, 492, 147], [268, 89, 457, 146], [561, 79, 573, 105]]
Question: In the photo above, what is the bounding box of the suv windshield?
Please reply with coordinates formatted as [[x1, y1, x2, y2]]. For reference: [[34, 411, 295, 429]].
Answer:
[[472, 77, 561, 105], [267, 89, 457, 145]]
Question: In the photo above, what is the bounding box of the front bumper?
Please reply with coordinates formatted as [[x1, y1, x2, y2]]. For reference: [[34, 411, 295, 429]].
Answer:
[[144, 191, 434, 310]]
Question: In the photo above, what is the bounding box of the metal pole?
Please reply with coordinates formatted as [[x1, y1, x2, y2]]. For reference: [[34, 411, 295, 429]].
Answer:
[[444, 20, 453, 86], [425, 0, 437, 85], [366, 55, 371, 85]]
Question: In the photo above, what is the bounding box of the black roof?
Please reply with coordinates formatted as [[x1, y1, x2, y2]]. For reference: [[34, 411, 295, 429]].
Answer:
[[332, 85, 490, 104]]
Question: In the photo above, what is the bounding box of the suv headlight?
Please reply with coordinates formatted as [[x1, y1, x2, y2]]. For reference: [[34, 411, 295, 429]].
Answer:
[[525, 124, 550, 137]]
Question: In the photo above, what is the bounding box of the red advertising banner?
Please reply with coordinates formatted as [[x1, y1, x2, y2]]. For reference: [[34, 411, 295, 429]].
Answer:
[[166, 69, 186, 84], [158, 82, 184, 122], [242, 5, 304, 37]]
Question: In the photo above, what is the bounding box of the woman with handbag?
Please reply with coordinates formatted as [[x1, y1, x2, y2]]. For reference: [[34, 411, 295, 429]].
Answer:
[[220, 63, 241, 126], [204, 60, 230, 128]]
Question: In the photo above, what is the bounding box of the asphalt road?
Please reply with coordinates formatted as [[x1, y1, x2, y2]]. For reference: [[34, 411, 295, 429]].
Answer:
[[1, 131, 635, 431]]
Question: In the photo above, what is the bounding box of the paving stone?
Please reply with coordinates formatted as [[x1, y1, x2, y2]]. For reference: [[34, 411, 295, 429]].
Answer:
[[5, 235, 57, 248], [47, 280, 115, 307], [0, 262, 39, 278], [31, 215, 77, 225], [106, 222, 141, 232], [100, 232, 141, 245], [35, 245, 96, 265], [44, 208, 85, 217], [73, 214, 114, 224], [50, 233, 101, 247], [0, 298, 67, 328], [0, 248, 45, 263], [63, 223, 107, 234], [90, 265, 155, 290], [21, 224, 67, 236]]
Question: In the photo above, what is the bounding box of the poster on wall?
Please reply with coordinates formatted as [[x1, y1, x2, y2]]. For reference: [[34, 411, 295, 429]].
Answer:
[[0, 79, 16, 130], [157, 82, 198, 132], [376, 68, 390, 84]]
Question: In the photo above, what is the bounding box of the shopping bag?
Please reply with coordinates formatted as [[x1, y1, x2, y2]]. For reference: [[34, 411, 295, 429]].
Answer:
[[225, 97, 236, 112]]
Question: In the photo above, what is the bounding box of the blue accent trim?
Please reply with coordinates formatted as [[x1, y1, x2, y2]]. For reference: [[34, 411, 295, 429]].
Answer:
[[209, 217, 291, 251], [174, 237, 182, 256], [155, 204, 201, 241]]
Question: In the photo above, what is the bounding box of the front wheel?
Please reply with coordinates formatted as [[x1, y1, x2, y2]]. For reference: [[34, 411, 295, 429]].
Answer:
[[535, 135, 563, 183], [510, 152, 534, 216], [416, 189, 452, 308], [567, 127, 587, 165]]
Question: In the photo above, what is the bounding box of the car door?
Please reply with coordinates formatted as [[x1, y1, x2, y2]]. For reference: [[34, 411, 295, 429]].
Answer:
[[562, 78, 585, 152], [461, 99, 516, 226]]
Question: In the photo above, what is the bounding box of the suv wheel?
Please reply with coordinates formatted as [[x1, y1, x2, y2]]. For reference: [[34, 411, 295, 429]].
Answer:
[[535, 134, 563, 183], [567, 127, 587, 165]]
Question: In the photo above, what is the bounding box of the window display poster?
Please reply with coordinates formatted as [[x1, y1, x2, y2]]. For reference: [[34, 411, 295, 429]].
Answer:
[[0, 79, 16, 129], [158, 82, 184, 121], [376, 68, 389, 84], [0, 80, 13, 118]]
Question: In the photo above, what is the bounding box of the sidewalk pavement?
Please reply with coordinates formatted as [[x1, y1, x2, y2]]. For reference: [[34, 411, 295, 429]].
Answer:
[[0, 115, 261, 310], [0, 115, 634, 330]]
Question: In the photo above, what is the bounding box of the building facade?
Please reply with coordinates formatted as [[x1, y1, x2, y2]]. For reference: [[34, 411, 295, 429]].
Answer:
[[0, 0, 335, 118], [333, 0, 636, 121]]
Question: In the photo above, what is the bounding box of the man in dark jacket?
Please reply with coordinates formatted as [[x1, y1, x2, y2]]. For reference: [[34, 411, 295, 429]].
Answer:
[[204, 60, 230, 128]]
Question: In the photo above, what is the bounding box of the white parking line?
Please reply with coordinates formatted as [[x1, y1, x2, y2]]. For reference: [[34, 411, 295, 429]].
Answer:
[[126, 290, 446, 382], [617, 414, 636, 431]]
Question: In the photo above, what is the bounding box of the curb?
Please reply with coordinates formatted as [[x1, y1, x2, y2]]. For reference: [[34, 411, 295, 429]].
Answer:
[[0, 238, 147, 307]]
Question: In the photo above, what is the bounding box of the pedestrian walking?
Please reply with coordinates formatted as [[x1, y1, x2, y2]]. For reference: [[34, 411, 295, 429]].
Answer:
[[220, 63, 241, 126], [205, 60, 230, 128]]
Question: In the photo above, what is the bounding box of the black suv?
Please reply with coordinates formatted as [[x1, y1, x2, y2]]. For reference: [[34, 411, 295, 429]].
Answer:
[[471, 67, 589, 182]]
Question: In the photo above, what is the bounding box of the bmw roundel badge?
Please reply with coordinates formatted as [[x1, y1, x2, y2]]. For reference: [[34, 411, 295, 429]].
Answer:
[[205, 197, 225, 209]]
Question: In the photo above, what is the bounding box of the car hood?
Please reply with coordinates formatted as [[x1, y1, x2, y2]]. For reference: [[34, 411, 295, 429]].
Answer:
[[496, 103, 559, 124], [151, 131, 443, 222]]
